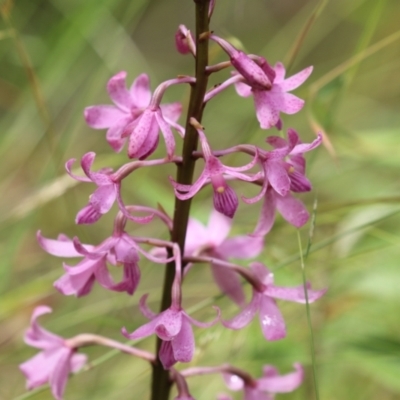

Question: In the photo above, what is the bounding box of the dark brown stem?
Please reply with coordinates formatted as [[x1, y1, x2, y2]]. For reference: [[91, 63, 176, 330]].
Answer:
[[150, 1, 210, 400]]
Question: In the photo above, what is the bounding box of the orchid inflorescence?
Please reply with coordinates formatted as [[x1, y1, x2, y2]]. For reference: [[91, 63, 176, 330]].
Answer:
[[20, 1, 326, 399]]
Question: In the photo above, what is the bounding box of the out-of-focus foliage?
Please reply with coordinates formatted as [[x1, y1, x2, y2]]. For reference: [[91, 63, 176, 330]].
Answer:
[[1, 0, 400, 399]]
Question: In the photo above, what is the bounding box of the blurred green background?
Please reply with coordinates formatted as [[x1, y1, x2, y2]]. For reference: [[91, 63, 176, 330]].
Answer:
[[1, 0, 400, 399]]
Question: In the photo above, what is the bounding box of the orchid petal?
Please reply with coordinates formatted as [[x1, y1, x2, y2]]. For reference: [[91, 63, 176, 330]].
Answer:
[[130, 73, 152, 108], [222, 291, 261, 330], [211, 263, 245, 307], [84, 105, 126, 129], [171, 317, 195, 363], [279, 66, 313, 92], [275, 193, 309, 228], [258, 296, 286, 341], [107, 71, 132, 111], [258, 363, 304, 392], [36, 231, 84, 258], [219, 234, 264, 259], [253, 190, 276, 236], [264, 283, 327, 304]]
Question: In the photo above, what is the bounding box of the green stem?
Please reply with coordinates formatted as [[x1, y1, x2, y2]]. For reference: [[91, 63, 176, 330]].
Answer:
[[150, 1, 210, 400]]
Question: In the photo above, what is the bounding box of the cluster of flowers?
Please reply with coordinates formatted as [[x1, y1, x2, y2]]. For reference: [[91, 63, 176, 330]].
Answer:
[[20, 3, 326, 399]]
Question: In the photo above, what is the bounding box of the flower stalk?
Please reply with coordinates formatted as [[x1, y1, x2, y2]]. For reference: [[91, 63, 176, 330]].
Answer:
[[151, 1, 211, 399]]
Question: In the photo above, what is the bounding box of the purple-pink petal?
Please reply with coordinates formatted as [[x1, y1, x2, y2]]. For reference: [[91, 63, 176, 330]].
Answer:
[[253, 90, 280, 129], [265, 160, 291, 196], [253, 190, 276, 236], [211, 263, 245, 306], [24, 306, 62, 349], [155, 110, 175, 159], [106, 71, 132, 111], [257, 363, 304, 393], [130, 73, 151, 109], [279, 65, 313, 91], [222, 291, 261, 330], [159, 340, 177, 369], [275, 193, 309, 228], [218, 235, 264, 259], [49, 347, 72, 400], [171, 317, 195, 363], [84, 105, 126, 129], [36, 231, 84, 258], [259, 296, 286, 341], [264, 283, 327, 304], [160, 102, 182, 122]]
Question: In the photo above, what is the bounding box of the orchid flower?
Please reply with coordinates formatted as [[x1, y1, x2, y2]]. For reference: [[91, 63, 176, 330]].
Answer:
[[37, 227, 173, 297], [19, 306, 87, 400], [170, 120, 259, 218], [185, 210, 263, 306], [222, 263, 326, 340], [66, 152, 153, 225], [84, 72, 182, 158], [222, 363, 304, 400]]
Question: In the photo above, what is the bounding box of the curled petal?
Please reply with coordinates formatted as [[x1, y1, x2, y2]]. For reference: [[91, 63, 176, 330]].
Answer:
[[184, 306, 221, 329], [222, 291, 261, 330], [65, 158, 91, 183], [24, 306, 62, 349], [139, 294, 157, 319]]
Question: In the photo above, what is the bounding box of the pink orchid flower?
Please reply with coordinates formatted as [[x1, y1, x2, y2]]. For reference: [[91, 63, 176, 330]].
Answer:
[[222, 363, 304, 400], [66, 152, 153, 225], [37, 230, 171, 297], [170, 123, 259, 218], [122, 294, 220, 369], [84, 71, 182, 159], [20, 306, 87, 400], [222, 263, 326, 340], [235, 61, 313, 130], [185, 210, 264, 306], [244, 129, 322, 236]]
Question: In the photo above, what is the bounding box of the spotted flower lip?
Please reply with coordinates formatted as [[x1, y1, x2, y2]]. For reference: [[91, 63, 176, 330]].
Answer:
[[222, 363, 304, 399], [170, 123, 259, 218], [19, 306, 87, 400], [122, 294, 220, 369], [84, 71, 182, 158], [234, 62, 313, 129], [222, 262, 327, 341]]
